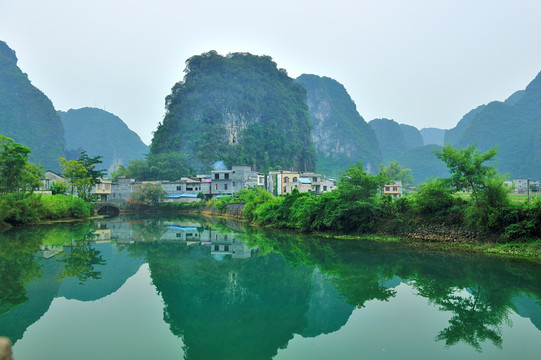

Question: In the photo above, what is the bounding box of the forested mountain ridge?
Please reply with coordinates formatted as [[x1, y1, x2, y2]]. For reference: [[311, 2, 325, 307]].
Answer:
[[368, 118, 407, 163], [0, 40, 65, 170], [151, 51, 316, 173], [448, 70, 541, 179], [295, 74, 381, 176], [369, 119, 448, 183], [59, 107, 149, 173], [399, 124, 424, 149]]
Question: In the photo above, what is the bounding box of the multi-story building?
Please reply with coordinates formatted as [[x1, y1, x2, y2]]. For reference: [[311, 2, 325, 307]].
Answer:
[[383, 180, 403, 198]]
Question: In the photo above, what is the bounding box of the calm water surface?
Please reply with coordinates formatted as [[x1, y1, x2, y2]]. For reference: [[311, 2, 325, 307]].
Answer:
[[1, 214, 541, 359]]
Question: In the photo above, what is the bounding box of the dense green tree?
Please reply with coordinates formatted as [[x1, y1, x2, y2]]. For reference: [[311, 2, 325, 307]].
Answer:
[[379, 160, 414, 186], [337, 162, 388, 202], [59, 157, 92, 199], [435, 144, 498, 207], [78, 151, 106, 187], [111, 152, 193, 181], [49, 181, 68, 195], [0, 135, 42, 194], [130, 183, 167, 205]]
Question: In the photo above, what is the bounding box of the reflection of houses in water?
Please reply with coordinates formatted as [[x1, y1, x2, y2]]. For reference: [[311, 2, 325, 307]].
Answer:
[[162, 226, 203, 245], [211, 232, 252, 259], [39, 244, 64, 259], [93, 217, 253, 259], [93, 229, 112, 242]]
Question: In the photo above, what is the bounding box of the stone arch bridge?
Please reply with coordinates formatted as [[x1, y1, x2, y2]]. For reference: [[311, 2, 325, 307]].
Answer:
[[95, 203, 120, 217]]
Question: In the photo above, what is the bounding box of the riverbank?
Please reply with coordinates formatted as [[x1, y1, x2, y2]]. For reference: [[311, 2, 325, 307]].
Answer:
[[203, 201, 541, 260]]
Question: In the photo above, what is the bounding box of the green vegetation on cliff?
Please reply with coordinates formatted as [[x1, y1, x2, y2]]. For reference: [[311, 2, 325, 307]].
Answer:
[[295, 74, 381, 176], [151, 51, 316, 173], [0, 40, 65, 171]]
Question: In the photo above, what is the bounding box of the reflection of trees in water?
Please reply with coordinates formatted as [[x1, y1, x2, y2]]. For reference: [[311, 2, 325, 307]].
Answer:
[[245, 229, 541, 352], [0, 232, 42, 316], [57, 241, 106, 285], [434, 286, 508, 351]]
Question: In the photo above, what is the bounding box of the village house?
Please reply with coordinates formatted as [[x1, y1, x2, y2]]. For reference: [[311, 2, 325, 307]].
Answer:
[[267, 170, 335, 195], [93, 179, 112, 202], [211, 165, 262, 196], [38, 171, 65, 194], [383, 180, 403, 198], [505, 178, 539, 193], [109, 176, 137, 202]]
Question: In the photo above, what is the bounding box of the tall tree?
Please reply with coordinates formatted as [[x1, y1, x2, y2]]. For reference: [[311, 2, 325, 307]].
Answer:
[[0, 135, 42, 194], [379, 161, 414, 186], [59, 158, 92, 199], [78, 151, 106, 186], [435, 144, 497, 206]]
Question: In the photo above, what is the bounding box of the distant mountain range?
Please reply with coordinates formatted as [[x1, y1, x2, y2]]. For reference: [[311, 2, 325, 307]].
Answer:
[[2, 38, 540, 182], [59, 107, 148, 173], [0, 39, 147, 173]]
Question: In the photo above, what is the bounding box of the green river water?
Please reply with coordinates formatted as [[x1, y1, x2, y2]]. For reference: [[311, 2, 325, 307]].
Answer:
[[1, 213, 541, 359]]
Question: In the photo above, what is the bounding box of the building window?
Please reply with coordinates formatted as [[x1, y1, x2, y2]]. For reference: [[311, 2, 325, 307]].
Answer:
[[215, 184, 219, 190], [224, 245, 229, 251], [393, 187, 398, 191], [283, 186, 287, 193], [176, 233, 182, 238], [284, 177, 289, 183], [177, 186, 182, 191], [214, 245, 219, 251], [215, 174, 219, 180], [224, 184, 229, 190], [313, 177, 318, 182], [293, 177, 298, 182], [224, 173, 229, 179], [385, 187, 390, 192], [187, 187, 193, 191], [323, 186, 327, 191]]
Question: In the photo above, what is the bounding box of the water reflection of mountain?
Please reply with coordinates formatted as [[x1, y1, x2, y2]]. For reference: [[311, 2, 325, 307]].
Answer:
[[512, 294, 541, 331], [0, 253, 61, 344], [3, 215, 541, 356], [301, 268, 355, 338], [141, 243, 314, 360], [57, 243, 144, 301]]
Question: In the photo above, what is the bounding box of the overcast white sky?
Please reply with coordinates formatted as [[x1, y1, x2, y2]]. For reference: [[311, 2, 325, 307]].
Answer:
[[1, 0, 541, 145]]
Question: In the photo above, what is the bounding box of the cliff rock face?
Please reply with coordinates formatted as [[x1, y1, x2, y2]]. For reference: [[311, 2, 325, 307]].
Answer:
[[296, 74, 380, 175], [59, 107, 148, 173], [447, 70, 541, 179], [0, 40, 65, 170], [151, 51, 316, 172]]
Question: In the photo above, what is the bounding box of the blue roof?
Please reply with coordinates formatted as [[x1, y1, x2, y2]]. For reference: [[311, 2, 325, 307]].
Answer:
[[166, 193, 199, 199], [167, 226, 198, 231], [298, 177, 312, 184]]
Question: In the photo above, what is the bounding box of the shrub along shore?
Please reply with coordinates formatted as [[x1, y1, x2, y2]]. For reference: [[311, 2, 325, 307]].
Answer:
[[204, 147, 541, 259]]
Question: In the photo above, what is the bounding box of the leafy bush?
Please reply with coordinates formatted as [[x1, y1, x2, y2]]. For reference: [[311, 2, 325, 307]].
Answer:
[[413, 179, 456, 219]]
